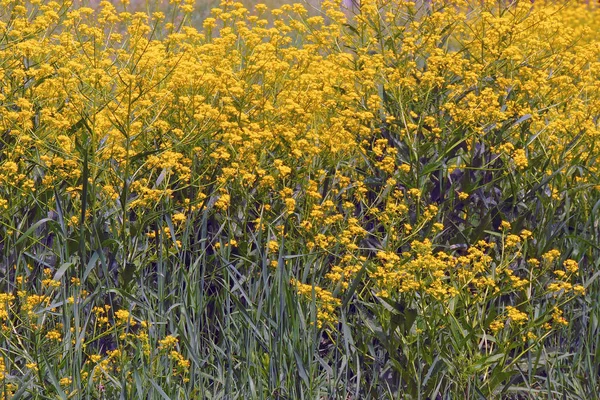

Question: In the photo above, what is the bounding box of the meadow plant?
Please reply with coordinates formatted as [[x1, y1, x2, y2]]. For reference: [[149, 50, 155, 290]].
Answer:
[[0, 0, 599, 398]]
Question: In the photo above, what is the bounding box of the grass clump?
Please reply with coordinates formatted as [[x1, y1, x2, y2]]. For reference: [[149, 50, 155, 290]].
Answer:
[[0, 0, 599, 398]]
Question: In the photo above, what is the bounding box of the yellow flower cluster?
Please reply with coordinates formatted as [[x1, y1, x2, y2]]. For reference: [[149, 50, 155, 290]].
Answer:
[[291, 278, 341, 328]]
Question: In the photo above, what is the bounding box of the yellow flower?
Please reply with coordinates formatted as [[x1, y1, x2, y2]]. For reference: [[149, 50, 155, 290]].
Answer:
[[42, 279, 61, 288], [215, 194, 231, 211], [512, 148, 528, 169], [267, 240, 279, 253], [489, 319, 504, 333], [573, 285, 585, 295], [173, 213, 186, 223], [505, 306, 528, 325], [46, 330, 62, 342], [89, 354, 102, 363], [25, 362, 38, 372], [284, 197, 296, 214], [563, 259, 579, 274], [169, 350, 191, 369], [407, 188, 421, 198], [504, 234, 521, 248], [115, 309, 136, 326], [159, 335, 178, 349], [520, 230, 533, 240], [59, 377, 72, 386], [542, 249, 561, 264], [432, 222, 444, 232], [552, 307, 568, 326]]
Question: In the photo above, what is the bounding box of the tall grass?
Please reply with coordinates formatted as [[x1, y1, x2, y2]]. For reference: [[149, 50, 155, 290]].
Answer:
[[0, 0, 599, 398]]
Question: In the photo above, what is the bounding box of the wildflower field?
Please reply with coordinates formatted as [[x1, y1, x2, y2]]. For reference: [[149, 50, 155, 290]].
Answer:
[[1, 0, 600, 398]]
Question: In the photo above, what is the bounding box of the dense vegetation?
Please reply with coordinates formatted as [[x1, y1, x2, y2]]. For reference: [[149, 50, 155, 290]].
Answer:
[[1, 0, 599, 398]]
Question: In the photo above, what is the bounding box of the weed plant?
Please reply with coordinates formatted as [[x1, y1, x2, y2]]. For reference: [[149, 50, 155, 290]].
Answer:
[[0, 0, 599, 398]]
